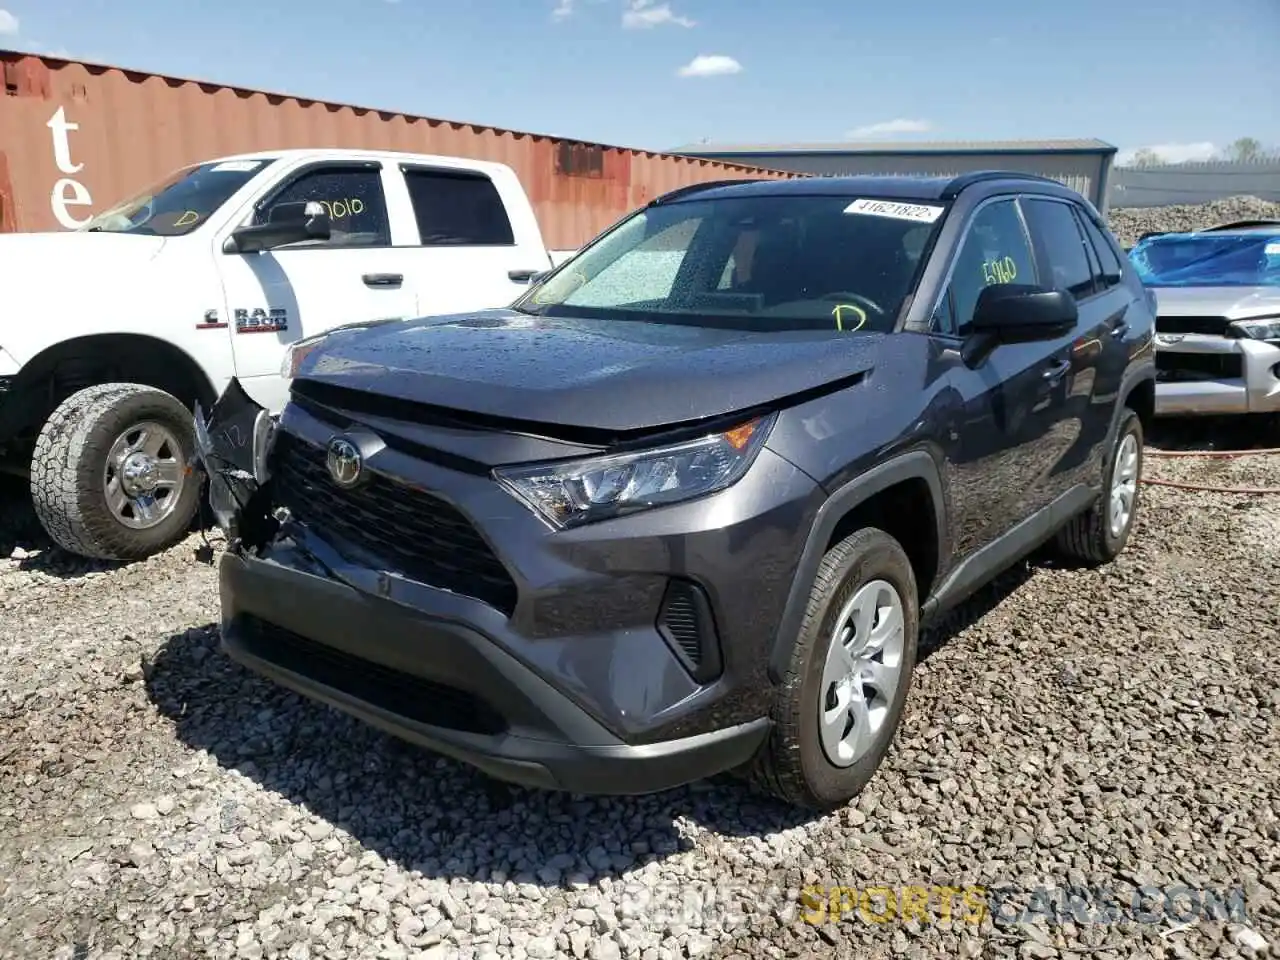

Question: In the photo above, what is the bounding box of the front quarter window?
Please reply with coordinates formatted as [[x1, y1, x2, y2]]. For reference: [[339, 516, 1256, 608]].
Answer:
[[516, 192, 948, 333], [80, 158, 274, 237]]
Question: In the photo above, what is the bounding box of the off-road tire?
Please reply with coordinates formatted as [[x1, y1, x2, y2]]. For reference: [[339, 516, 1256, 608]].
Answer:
[[1055, 407, 1143, 566], [30, 383, 200, 561], [746, 527, 919, 812]]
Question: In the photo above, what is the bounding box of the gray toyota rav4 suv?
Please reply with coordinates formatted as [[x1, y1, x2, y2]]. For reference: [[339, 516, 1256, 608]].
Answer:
[[198, 172, 1157, 811]]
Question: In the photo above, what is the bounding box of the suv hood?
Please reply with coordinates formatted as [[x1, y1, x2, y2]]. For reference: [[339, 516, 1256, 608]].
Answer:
[[296, 309, 884, 434], [1152, 284, 1280, 319]]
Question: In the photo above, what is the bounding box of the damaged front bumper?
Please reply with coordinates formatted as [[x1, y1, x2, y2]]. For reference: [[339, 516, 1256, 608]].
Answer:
[[192, 377, 281, 552], [190, 381, 774, 796], [1154, 334, 1280, 416]]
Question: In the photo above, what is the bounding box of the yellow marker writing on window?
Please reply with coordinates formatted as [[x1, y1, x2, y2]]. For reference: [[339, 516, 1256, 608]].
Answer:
[[173, 210, 200, 228], [982, 256, 1018, 285], [832, 304, 867, 332]]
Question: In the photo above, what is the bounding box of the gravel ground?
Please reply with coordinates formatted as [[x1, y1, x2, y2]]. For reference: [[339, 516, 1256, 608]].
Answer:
[[2, 414, 1277, 960], [1106, 195, 1280, 248]]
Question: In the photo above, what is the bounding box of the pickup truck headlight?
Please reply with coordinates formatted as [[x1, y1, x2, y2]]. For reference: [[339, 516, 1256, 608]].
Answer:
[[494, 413, 776, 530], [1230, 317, 1280, 343]]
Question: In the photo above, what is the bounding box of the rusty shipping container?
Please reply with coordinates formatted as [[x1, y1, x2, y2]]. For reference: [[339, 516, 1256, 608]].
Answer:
[[0, 51, 799, 248]]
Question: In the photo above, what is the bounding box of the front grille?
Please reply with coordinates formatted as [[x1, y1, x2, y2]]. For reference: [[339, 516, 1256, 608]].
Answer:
[[237, 616, 507, 735], [271, 430, 519, 615], [1155, 351, 1244, 382], [1155, 315, 1232, 337]]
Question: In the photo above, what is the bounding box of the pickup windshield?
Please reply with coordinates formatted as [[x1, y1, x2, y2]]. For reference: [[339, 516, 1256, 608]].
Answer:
[[80, 158, 275, 237], [1129, 232, 1280, 287], [514, 193, 947, 332]]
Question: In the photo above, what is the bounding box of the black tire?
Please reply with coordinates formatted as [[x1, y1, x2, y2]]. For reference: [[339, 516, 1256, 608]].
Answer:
[[1055, 407, 1144, 566], [746, 527, 919, 812], [29, 383, 201, 561]]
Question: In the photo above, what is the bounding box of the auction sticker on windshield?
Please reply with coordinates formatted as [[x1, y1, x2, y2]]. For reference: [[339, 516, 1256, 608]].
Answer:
[[211, 160, 263, 173], [844, 198, 945, 223]]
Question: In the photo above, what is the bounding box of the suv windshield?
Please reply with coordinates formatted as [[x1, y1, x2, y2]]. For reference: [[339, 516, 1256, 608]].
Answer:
[[1129, 232, 1280, 287], [80, 158, 275, 236], [515, 193, 948, 332]]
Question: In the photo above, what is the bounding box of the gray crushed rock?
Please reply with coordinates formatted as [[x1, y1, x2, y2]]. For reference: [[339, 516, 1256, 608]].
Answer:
[[1107, 195, 1280, 247]]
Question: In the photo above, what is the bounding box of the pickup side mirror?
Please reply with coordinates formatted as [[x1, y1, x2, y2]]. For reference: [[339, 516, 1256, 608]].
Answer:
[[969, 284, 1078, 342], [222, 200, 332, 254]]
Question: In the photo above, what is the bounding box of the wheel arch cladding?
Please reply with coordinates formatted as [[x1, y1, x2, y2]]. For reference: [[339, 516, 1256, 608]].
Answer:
[[1125, 375, 1156, 430], [9, 333, 218, 437], [767, 449, 946, 685]]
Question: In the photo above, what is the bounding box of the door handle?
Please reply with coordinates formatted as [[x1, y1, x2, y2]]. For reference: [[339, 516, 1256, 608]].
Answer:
[[362, 273, 403, 288], [1108, 318, 1129, 338], [1043, 358, 1071, 382]]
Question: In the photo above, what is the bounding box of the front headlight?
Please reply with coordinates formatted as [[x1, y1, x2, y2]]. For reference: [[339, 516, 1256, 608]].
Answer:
[[1230, 317, 1280, 343], [493, 413, 777, 530]]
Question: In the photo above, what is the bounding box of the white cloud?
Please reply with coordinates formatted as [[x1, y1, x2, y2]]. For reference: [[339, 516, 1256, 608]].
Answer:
[[1116, 141, 1218, 165], [846, 118, 933, 139], [623, 0, 695, 29], [551, 0, 574, 20], [0, 9, 20, 35], [676, 54, 742, 78]]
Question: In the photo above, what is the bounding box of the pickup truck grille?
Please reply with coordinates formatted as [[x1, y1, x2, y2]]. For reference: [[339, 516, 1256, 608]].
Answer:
[[270, 430, 518, 616], [1155, 315, 1231, 337]]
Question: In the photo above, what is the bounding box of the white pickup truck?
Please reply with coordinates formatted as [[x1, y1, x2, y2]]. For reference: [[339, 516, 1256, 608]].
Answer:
[[0, 147, 575, 561]]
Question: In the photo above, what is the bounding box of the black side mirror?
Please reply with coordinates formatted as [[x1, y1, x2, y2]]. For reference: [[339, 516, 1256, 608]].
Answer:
[[970, 284, 1078, 342], [223, 200, 332, 254]]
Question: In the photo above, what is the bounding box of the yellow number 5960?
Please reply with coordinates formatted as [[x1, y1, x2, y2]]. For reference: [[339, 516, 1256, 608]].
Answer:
[[982, 256, 1018, 285]]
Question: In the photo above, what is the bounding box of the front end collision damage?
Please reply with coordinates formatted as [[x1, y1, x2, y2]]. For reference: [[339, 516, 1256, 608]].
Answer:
[[192, 377, 279, 557]]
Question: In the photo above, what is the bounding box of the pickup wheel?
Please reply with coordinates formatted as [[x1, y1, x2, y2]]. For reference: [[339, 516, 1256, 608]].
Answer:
[[1055, 407, 1143, 566], [30, 383, 200, 561], [746, 527, 919, 812]]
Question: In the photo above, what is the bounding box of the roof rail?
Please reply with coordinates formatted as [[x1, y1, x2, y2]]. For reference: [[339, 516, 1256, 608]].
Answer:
[[940, 170, 1065, 199], [1200, 218, 1280, 232], [648, 179, 767, 206]]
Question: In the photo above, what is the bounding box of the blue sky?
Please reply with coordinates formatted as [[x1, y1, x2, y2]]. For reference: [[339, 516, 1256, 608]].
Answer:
[[1, 0, 1276, 163]]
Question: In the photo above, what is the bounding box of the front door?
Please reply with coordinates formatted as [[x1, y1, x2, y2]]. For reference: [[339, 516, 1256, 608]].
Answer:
[[930, 196, 1076, 563], [216, 162, 417, 413]]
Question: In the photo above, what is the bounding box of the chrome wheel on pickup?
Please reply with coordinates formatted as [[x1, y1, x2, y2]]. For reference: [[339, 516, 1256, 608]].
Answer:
[[104, 420, 188, 530], [30, 383, 201, 561]]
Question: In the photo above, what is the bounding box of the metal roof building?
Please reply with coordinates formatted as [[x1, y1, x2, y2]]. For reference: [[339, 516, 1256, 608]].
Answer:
[[670, 139, 1119, 214]]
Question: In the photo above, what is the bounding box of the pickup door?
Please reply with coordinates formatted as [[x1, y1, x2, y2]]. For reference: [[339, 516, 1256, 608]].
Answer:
[[217, 157, 553, 413]]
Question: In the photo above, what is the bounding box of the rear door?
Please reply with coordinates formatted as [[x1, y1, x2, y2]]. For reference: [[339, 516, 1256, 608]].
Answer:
[[382, 163, 554, 317], [216, 160, 418, 412], [1018, 196, 1123, 497], [928, 195, 1077, 560]]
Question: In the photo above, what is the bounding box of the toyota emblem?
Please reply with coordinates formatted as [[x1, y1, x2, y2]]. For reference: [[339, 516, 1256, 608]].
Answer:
[[326, 437, 364, 488]]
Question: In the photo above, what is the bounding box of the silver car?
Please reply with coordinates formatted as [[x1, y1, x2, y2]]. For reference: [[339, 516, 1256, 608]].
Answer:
[[1129, 220, 1280, 416]]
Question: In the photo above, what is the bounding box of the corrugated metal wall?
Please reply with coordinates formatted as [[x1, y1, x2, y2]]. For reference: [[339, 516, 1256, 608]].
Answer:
[[674, 151, 1115, 214], [0, 52, 798, 249], [1109, 160, 1280, 208]]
